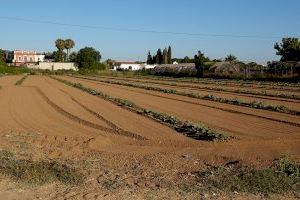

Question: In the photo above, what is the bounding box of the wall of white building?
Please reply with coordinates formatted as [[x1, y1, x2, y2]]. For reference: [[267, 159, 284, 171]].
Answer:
[[34, 55, 45, 62], [29, 62, 77, 71], [113, 63, 157, 71], [114, 63, 143, 71]]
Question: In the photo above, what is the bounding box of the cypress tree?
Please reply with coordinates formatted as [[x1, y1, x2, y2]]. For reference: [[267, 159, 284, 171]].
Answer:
[[167, 46, 172, 64], [152, 55, 157, 64], [156, 48, 163, 64], [147, 51, 152, 64], [163, 48, 168, 64]]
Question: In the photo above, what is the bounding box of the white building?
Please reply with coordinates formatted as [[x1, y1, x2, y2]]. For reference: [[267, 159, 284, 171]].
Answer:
[[112, 61, 157, 71], [12, 50, 45, 66], [113, 61, 144, 71]]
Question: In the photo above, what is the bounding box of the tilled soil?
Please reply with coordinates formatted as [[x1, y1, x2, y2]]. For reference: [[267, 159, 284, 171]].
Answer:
[[62, 76, 300, 140], [104, 77, 300, 111], [0, 75, 299, 200]]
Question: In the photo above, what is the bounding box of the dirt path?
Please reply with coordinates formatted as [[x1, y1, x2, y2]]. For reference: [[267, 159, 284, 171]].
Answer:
[[61, 76, 300, 141]]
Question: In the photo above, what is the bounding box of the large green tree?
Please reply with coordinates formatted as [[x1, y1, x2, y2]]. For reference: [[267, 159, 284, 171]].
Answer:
[[274, 37, 300, 62], [64, 39, 75, 61], [76, 47, 101, 69]]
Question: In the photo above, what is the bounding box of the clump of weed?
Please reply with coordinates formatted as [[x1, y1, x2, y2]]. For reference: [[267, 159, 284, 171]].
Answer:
[[276, 156, 300, 177], [197, 163, 300, 196], [0, 150, 83, 186]]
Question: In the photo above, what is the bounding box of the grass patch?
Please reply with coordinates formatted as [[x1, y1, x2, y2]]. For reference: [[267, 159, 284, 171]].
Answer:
[[197, 160, 300, 196], [0, 150, 83, 186], [51, 76, 228, 141], [15, 75, 28, 86], [72, 75, 299, 115], [0, 65, 30, 75]]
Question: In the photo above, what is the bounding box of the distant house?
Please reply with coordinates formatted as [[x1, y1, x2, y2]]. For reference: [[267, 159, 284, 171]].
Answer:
[[112, 61, 157, 71], [12, 50, 45, 66], [112, 61, 143, 71]]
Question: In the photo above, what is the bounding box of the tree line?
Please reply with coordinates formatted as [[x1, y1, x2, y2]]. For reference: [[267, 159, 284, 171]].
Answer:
[[52, 38, 103, 70], [147, 46, 172, 64]]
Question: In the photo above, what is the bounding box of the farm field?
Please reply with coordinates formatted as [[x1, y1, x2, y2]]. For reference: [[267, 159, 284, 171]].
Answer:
[[0, 75, 299, 199], [61, 75, 300, 138], [87, 75, 300, 110], [94, 75, 300, 111]]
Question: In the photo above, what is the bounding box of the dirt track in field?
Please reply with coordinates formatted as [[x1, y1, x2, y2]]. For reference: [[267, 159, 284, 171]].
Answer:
[[1, 75, 300, 199], [93, 76, 300, 111], [61, 76, 300, 139]]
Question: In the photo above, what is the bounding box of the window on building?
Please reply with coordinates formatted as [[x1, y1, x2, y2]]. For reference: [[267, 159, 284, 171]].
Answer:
[[24, 56, 27, 62], [19, 56, 22, 61], [30, 57, 33, 62]]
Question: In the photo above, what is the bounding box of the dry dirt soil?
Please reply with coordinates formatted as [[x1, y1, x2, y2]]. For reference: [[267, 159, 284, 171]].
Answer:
[[0, 75, 299, 200]]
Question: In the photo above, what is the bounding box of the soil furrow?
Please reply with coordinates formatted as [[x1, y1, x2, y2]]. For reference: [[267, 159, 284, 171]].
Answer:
[[25, 85, 145, 140], [50, 84, 147, 141], [94, 75, 300, 101], [67, 76, 300, 127], [99, 75, 300, 93], [59, 76, 300, 140], [93, 75, 300, 104]]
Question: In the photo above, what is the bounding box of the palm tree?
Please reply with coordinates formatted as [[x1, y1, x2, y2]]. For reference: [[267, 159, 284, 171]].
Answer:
[[55, 39, 65, 51], [64, 39, 75, 61], [55, 39, 65, 62]]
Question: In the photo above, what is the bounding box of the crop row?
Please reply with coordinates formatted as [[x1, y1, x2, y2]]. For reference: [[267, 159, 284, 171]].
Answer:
[[51, 76, 227, 141], [72, 75, 299, 116], [15, 75, 28, 86], [96, 73, 300, 89], [96, 75, 300, 100]]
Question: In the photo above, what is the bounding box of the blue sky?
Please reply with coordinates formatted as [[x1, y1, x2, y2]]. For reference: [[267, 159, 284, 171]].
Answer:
[[0, 0, 299, 63]]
